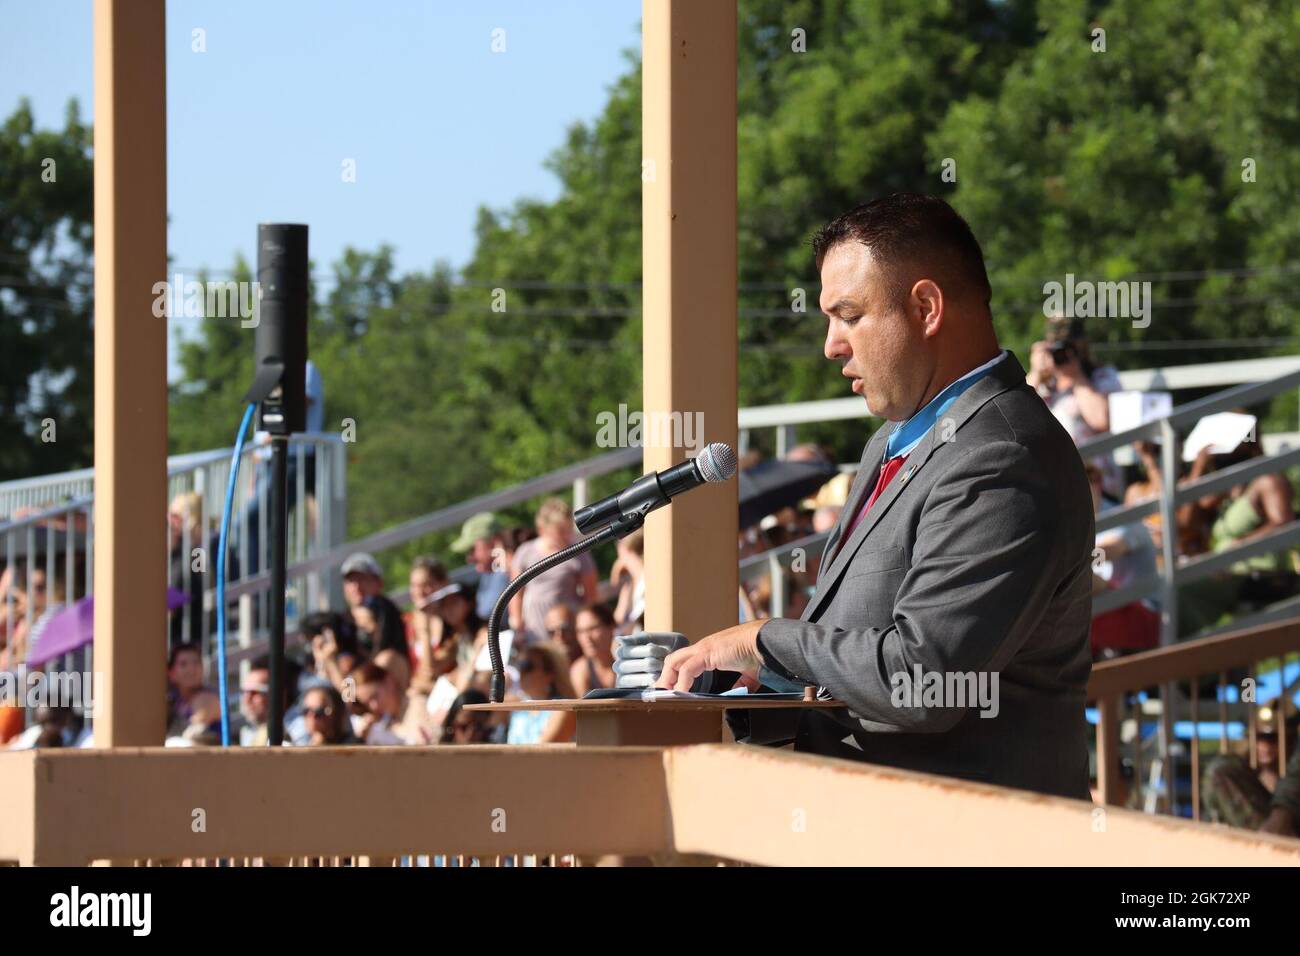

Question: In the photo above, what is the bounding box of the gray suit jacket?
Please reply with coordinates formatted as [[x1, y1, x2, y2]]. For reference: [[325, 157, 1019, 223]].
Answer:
[[752, 351, 1094, 799]]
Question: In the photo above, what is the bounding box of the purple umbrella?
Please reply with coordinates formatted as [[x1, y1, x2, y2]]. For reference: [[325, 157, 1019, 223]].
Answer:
[[26, 589, 190, 667]]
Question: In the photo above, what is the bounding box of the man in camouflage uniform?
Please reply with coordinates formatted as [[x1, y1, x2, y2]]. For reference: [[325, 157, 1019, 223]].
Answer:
[[1201, 702, 1298, 836]]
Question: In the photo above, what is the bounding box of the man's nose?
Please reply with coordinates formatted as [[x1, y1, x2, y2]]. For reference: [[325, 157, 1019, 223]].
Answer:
[[824, 321, 850, 362]]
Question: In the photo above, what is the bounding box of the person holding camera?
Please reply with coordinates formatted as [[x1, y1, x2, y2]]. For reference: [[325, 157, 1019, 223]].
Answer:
[[1028, 316, 1123, 497]]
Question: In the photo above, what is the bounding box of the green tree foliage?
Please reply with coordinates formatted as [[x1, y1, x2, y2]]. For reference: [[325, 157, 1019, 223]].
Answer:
[[0, 99, 94, 480], [446, 59, 644, 491], [168, 258, 259, 453], [933, 0, 1300, 374], [735, 0, 1040, 455]]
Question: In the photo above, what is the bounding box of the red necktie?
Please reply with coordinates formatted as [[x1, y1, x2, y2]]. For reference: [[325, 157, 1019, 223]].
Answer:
[[838, 454, 908, 553]]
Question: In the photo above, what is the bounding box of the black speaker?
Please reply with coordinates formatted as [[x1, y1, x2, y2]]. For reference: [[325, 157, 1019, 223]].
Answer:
[[249, 223, 309, 434]]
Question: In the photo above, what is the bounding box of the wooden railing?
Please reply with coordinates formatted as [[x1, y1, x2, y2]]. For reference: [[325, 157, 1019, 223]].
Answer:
[[2, 743, 1298, 866], [1089, 616, 1300, 817]]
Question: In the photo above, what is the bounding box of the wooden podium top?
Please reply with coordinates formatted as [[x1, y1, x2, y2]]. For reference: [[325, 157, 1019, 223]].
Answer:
[[466, 696, 843, 714]]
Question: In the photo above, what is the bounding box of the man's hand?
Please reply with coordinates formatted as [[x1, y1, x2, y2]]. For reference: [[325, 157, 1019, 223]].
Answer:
[[657, 621, 766, 692]]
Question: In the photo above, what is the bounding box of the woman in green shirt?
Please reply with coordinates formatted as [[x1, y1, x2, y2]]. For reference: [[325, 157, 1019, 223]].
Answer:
[[1177, 439, 1296, 636], [1208, 440, 1295, 574]]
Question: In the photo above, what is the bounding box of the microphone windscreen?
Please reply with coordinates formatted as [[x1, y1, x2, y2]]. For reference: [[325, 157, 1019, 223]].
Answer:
[[696, 442, 737, 482]]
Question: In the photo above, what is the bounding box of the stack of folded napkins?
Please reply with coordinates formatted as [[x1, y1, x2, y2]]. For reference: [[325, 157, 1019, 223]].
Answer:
[[611, 631, 688, 688]]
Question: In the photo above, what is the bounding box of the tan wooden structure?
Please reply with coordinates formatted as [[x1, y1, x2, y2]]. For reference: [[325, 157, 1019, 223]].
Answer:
[[3, 743, 1298, 867], [641, 0, 740, 640], [92, 0, 168, 746]]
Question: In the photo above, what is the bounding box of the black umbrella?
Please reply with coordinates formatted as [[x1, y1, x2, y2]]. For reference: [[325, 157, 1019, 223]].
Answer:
[[737, 458, 840, 529]]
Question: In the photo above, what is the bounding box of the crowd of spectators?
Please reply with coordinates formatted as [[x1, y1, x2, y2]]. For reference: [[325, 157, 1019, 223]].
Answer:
[[1031, 318, 1298, 653], [0, 564, 53, 673], [153, 496, 632, 750], [0, 492, 637, 752]]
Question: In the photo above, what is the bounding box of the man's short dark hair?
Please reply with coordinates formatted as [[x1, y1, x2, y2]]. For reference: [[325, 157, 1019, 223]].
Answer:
[[812, 193, 992, 308]]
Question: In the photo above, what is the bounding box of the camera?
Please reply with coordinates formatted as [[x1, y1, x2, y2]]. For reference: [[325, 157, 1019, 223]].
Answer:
[[1049, 342, 1075, 366]]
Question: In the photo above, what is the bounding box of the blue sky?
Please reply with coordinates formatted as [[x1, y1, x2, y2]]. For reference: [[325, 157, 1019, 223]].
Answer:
[[0, 0, 642, 376]]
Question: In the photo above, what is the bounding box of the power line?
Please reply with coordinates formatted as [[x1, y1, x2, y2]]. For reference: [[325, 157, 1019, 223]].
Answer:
[[8, 248, 1300, 291], [11, 301, 1296, 362], [1091, 337, 1300, 353], [9, 281, 1300, 322]]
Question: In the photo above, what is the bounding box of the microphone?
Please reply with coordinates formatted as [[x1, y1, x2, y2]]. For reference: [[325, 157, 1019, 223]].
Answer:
[[485, 442, 735, 701], [574, 442, 738, 534]]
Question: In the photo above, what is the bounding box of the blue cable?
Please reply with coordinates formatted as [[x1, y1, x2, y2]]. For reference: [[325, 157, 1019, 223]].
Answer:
[[216, 403, 258, 747]]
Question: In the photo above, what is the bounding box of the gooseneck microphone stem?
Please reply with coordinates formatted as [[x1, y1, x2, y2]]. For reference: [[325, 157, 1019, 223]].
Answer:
[[486, 512, 645, 703], [267, 436, 289, 745]]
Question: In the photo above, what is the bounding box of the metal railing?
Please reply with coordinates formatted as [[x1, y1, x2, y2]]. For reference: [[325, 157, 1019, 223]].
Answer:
[[0, 496, 95, 704], [221, 446, 640, 603], [1080, 364, 1300, 644], [1089, 616, 1300, 821], [0, 433, 347, 699]]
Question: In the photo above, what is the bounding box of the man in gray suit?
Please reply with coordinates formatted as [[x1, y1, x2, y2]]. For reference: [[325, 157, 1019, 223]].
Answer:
[[659, 194, 1094, 800]]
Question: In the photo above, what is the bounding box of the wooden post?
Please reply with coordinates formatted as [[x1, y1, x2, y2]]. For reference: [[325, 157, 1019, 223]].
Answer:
[[641, 0, 739, 642], [93, 0, 168, 745], [1097, 695, 1123, 806]]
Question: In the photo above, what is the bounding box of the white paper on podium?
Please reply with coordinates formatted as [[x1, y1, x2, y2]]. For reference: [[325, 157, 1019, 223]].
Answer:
[[640, 688, 804, 702], [640, 689, 719, 701], [1182, 412, 1257, 462], [475, 629, 516, 671]]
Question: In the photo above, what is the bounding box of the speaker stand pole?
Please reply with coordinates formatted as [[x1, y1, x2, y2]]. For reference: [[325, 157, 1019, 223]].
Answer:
[[267, 435, 289, 745]]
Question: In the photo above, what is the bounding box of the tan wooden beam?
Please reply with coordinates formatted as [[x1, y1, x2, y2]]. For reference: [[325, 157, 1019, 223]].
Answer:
[[8, 745, 1300, 866], [92, 0, 168, 745], [641, 0, 739, 642], [667, 745, 1300, 866]]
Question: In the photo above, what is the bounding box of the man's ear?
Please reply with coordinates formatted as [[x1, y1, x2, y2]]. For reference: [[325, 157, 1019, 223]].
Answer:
[[911, 278, 944, 337]]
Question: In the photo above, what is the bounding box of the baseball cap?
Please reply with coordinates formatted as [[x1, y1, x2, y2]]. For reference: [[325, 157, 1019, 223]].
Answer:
[[451, 512, 501, 553], [417, 582, 465, 609], [341, 552, 382, 577]]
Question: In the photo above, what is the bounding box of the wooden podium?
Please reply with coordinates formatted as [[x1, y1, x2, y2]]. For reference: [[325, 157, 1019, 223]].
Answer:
[[468, 695, 842, 747], [467, 696, 844, 866]]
